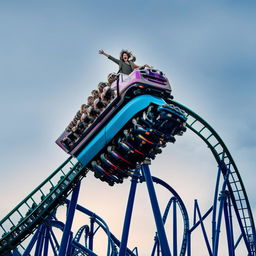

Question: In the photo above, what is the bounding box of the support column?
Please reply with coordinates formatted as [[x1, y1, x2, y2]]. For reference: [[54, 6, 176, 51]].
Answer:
[[212, 166, 222, 248], [173, 199, 177, 256], [119, 169, 140, 256], [35, 225, 45, 256], [43, 227, 50, 256], [58, 182, 81, 256], [89, 217, 95, 251], [223, 195, 235, 256], [212, 191, 227, 256], [141, 164, 171, 256]]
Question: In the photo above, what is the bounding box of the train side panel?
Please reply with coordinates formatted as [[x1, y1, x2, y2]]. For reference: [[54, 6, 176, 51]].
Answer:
[[77, 95, 166, 167]]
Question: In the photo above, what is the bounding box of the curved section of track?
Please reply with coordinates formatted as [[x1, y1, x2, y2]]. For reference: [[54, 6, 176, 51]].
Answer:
[[140, 176, 189, 256], [171, 100, 256, 255]]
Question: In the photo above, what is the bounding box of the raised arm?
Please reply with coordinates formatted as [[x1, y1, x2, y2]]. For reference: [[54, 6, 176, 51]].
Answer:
[[99, 49, 120, 65], [98, 49, 109, 58]]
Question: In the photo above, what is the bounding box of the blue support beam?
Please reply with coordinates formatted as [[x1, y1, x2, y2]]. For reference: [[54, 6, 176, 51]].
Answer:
[[43, 228, 50, 256], [173, 199, 177, 256], [227, 196, 235, 252], [35, 225, 45, 256], [187, 231, 191, 256], [49, 228, 60, 253], [194, 201, 212, 256], [89, 217, 95, 251], [22, 228, 40, 256], [58, 182, 81, 256], [12, 249, 21, 256], [212, 166, 222, 248], [141, 164, 171, 256], [119, 169, 140, 256], [48, 231, 58, 256], [223, 196, 235, 256]]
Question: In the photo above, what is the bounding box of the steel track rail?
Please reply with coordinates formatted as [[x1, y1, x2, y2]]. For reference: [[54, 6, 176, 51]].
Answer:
[[171, 100, 256, 255]]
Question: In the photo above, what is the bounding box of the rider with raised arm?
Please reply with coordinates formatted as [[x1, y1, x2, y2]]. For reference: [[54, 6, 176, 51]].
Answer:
[[99, 49, 151, 75]]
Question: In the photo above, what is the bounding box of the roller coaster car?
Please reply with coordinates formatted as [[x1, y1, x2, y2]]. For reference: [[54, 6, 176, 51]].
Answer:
[[56, 68, 187, 185], [56, 68, 173, 154]]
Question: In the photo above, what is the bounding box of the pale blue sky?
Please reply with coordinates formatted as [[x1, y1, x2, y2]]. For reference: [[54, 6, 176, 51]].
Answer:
[[0, 1, 255, 255]]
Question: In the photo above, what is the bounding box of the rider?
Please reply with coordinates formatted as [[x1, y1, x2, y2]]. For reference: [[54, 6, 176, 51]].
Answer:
[[99, 49, 151, 76]]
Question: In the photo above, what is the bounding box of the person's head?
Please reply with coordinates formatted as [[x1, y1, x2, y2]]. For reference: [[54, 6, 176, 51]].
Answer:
[[87, 96, 94, 106], [119, 50, 136, 62], [98, 82, 108, 93], [88, 106, 99, 118], [80, 104, 88, 114], [76, 110, 82, 117], [107, 73, 117, 85], [91, 89, 99, 99]]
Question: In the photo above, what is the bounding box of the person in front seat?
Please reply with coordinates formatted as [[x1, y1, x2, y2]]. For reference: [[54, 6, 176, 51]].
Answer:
[[99, 49, 151, 75]]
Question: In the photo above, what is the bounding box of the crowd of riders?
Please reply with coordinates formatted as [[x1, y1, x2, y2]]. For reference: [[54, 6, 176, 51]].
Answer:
[[62, 73, 118, 148]]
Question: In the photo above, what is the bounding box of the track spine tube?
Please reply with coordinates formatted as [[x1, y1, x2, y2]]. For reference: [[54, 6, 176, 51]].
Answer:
[[119, 169, 140, 256], [141, 164, 171, 256]]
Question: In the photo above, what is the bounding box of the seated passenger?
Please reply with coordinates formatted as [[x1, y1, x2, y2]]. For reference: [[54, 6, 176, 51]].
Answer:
[[98, 82, 108, 93], [66, 120, 77, 132], [87, 96, 95, 107], [94, 97, 106, 111], [72, 117, 92, 136], [99, 49, 151, 75], [91, 89, 100, 100], [88, 106, 100, 119], [80, 104, 93, 126], [101, 84, 113, 104], [107, 73, 118, 86], [74, 110, 82, 123], [73, 104, 90, 132], [71, 124, 82, 138]]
